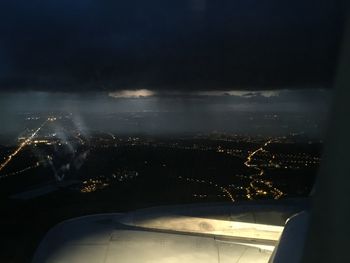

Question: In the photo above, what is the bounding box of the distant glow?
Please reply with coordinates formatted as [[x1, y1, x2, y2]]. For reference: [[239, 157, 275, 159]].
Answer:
[[108, 89, 280, 98], [109, 89, 155, 98], [197, 90, 280, 97]]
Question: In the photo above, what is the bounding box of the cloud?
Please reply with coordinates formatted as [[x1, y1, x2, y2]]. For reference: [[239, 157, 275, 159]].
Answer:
[[195, 90, 280, 98], [0, 0, 342, 92]]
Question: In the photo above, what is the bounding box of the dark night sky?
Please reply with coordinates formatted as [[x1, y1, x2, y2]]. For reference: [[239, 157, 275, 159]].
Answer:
[[0, 0, 344, 92]]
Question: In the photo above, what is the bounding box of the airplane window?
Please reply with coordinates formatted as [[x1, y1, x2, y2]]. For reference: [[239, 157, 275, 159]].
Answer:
[[0, 1, 343, 262]]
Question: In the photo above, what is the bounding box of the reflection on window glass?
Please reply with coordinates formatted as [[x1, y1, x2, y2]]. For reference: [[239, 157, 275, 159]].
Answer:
[[0, 0, 342, 262]]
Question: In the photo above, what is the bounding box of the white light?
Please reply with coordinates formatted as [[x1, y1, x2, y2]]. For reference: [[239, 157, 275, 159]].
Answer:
[[109, 89, 155, 98]]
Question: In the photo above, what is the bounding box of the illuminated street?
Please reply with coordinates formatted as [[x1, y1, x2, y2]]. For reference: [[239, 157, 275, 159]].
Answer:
[[0, 120, 49, 173], [244, 139, 284, 200]]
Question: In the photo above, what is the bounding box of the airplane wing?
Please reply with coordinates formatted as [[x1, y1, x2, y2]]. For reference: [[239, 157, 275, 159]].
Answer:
[[32, 200, 306, 263]]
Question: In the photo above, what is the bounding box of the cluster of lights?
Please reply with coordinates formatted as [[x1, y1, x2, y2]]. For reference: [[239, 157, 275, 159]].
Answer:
[[80, 178, 109, 193], [178, 176, 235, 202], [81, 170, 139, 193]]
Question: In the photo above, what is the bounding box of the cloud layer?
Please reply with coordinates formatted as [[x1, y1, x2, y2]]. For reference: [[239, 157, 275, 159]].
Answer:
[[0, 0, 343, 92]]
